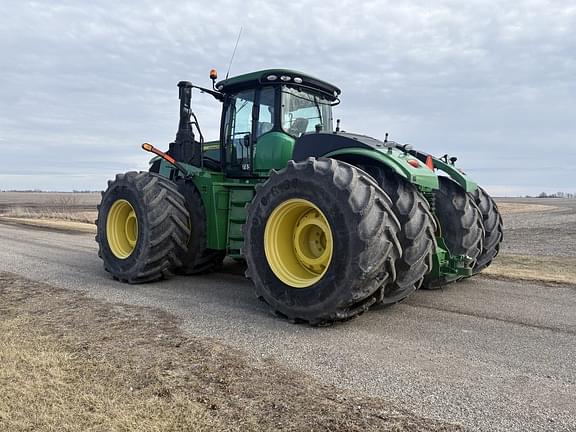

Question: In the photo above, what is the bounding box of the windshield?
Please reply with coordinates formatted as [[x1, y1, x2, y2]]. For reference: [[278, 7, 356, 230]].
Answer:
[[281, 86, 333, 137]]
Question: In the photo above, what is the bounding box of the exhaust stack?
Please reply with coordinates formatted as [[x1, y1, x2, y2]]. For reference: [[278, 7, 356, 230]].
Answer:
[[169, 81, 202, 167]]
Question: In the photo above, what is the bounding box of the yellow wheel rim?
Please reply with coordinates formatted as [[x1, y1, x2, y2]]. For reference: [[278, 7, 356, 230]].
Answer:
[[264, 198, 333, 288], [106, 199, 139, 259]]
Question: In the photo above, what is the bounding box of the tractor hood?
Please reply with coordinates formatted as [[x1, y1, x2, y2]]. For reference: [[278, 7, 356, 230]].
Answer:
[[293, 132, 440, 190], [294, 132, 390, 160]]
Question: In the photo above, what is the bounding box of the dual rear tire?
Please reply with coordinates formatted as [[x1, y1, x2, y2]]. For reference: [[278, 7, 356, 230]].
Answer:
[[423, 177, 503, 288], [96, 172, 222, 283], [470, 186, 504, 273]]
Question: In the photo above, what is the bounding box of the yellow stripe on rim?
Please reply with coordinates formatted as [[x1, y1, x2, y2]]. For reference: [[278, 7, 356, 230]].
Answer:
[[264, 198, 333, 288], [106, 199, 139, 259]]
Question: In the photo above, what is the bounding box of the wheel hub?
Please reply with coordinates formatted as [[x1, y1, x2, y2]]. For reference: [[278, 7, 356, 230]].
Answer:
[[293, 210, 330, 274], [264, 198, 333, 288], [106, 199, 139, 259]]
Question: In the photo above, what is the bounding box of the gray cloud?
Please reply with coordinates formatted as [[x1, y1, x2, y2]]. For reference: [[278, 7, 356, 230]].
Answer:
[[0, 0, 574, 194]]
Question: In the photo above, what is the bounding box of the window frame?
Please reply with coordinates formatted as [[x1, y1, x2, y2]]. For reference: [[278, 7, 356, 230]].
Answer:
[[220, 85, 282, 177]]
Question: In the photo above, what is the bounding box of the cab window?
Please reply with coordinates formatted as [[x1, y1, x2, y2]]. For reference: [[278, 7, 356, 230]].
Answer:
[[281, 86, 333, 137], [256, 86, 275, 138]]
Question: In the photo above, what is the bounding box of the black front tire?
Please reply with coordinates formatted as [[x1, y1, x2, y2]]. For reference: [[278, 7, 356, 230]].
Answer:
[[244, 158, 402, 325], [96, 172, 190, 283]]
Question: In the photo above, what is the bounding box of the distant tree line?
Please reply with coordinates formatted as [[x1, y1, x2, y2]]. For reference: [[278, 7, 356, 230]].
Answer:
[[528, 192, 576, 198]]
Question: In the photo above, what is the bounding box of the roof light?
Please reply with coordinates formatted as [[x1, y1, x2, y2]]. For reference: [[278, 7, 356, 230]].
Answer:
[[293, 77, 303, 83], [407, 159, 421, 168], [280, 75, 291, 81], [266, 75, 278, 81]]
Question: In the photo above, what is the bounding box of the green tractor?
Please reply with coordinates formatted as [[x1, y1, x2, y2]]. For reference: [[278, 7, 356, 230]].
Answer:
[[96, 68, 503, 325]]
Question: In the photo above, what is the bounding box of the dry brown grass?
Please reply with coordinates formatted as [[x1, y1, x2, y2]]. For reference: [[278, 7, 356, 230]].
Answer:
[[0, 216, 97, 233], [496, 202, 558, 215], [1, 206, 97, 224], [0, 191, 100, 207], [0, 192, 98, 224], [0, 272, 459, 432], [0, 192, 97, 231], [483, 254, 576, 285]]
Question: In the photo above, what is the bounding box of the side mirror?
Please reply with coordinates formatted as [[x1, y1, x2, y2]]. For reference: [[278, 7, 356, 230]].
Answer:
[[243, 133, 251, 148]]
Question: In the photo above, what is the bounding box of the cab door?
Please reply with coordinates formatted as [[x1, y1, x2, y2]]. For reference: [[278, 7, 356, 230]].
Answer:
[[222, 89, 256, 177]]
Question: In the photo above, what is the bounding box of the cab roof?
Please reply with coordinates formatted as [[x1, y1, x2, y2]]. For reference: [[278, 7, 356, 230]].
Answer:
[[215, 69, 341, 99]]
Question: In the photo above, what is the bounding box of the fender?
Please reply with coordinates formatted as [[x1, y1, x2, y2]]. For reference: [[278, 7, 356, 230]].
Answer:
[[293, 132, 439, 190], [409, 149, 478, 193], [324, 147, 439, 190]]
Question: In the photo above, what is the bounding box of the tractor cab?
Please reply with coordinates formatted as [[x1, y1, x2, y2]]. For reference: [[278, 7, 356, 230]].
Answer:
[[214, 70, 341, 177]]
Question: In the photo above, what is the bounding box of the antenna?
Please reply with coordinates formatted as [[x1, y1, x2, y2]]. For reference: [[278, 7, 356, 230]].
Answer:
[[225, 26, 243, 80]]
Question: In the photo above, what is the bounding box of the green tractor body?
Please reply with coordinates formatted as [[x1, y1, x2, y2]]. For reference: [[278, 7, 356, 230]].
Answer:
[[96, 69, 503, 324]]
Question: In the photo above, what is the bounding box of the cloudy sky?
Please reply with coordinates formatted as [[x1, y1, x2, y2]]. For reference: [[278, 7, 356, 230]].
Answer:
[[1, 0, 574, 195]]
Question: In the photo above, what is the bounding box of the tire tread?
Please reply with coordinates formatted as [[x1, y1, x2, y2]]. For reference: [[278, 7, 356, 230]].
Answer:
[[96, 171, 190, 284]]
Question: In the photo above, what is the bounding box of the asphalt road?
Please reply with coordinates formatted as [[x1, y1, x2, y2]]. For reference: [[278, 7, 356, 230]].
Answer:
[[1, 200, 575, 432]]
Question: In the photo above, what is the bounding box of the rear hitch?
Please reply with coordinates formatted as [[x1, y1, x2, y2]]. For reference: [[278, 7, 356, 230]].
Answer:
[[430, 240, 475, 280], [441, 254, 474, 277]]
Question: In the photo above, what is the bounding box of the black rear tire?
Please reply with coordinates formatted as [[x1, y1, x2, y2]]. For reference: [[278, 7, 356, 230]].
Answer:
[[174, 181, 225, 275], [244, 157, 401, 325], [362, 167, 437, 304], [96, 172, 190, 283], [469, 186, 503, 273], [423, 177, 483, 289]]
